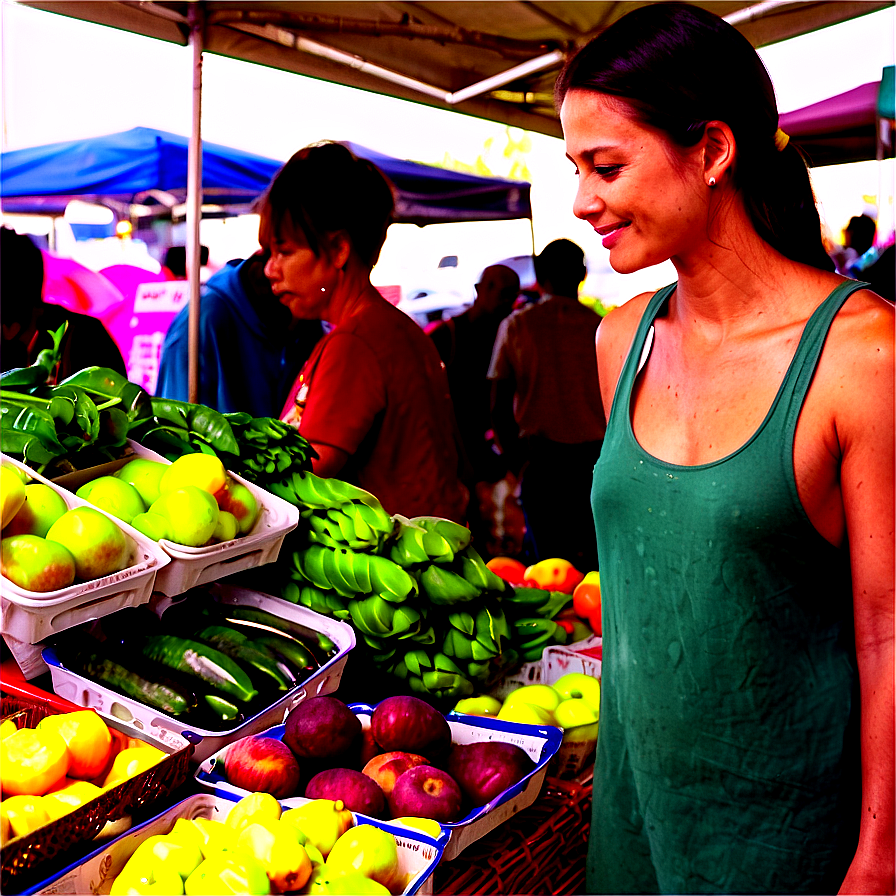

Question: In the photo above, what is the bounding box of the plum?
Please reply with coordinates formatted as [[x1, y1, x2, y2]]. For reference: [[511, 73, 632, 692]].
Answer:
[[370, 695, 451, 759], [388, 765, 463, 822], [446, 741, 534, 807], [283, 696, 362, 760]]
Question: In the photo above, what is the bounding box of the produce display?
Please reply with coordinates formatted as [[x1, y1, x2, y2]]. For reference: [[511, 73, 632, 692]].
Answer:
[[0, 710, 166, 844], [1, 461, 135, 592], [217, 694, 536, 826], [75, 452, 261, 547], [248, 471, 579, 702], [48, 593, 337, 731], [107, 790, 414, 896]]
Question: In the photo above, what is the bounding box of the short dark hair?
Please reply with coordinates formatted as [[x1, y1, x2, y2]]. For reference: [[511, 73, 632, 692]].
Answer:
[[555, 2, 833, 272], [845, 215, 876, 255], [1, 226, 44, 312], [258, 141, 395, 270], [535, 239, 586, 295]]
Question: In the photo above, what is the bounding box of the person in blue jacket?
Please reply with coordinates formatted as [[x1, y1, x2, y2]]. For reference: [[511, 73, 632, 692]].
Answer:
[[157, 251, 323, 416]]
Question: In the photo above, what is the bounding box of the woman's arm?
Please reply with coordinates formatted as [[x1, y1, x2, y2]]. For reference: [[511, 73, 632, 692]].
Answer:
[[837, 299, 895, 896]]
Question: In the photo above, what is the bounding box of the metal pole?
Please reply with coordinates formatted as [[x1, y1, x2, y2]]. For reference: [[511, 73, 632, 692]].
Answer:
[[186, 3, 204, 404]]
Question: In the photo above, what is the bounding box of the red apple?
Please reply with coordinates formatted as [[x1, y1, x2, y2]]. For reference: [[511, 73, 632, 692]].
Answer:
[[370, 695, 451, 759], [388, 765, 463, 822], [304, 767, 386, 817], [283, 696, 362, 760], [224, 735, 301, 799], [362, 751, 429, 798], [446, 741, 534, 807], [358, 727, 383, 768]]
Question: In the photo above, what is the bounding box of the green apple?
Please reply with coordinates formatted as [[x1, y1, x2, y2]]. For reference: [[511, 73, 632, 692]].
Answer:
[[1, 534, 76, 592], [214, 478, 259, 535], [183, 853, 270, 895], [325, 824, 400, 893], [149, 486, 219, 547], [212, 510, 239, 543], [46, 507, 129, 580], [160, 453, 227, 496], [502, 684, 562, 714], [495, 701, 557, 727], [552, 672, 601, 714], [554, 696, 599, 729], [115, 458, 168, 507], [453, 695, 503, 717], [77, 476, 146, 524], [130, 512, 171, 542], [3, 483, 68, 537]]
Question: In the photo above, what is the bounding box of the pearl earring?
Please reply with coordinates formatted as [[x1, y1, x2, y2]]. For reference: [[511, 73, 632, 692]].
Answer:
[[708, 177, 717, 187], [320, 286, 327, 293]]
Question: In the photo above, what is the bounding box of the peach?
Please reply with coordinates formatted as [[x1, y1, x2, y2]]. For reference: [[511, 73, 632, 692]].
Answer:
[[304, 767, 385, 817], [388, 765, 463, 823], [224, 735, 301, 799], [362, 751, 429, 798]]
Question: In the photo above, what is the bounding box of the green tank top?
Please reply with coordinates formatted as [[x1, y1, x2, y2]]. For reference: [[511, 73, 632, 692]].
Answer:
[[588, 281, 867, 895]]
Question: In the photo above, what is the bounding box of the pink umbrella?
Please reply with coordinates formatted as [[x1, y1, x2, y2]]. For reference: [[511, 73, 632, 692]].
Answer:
[[40, 250, 124, 318]]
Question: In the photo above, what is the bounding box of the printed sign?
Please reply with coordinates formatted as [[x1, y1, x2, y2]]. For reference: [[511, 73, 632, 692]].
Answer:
[[134, 280, 190, 314]]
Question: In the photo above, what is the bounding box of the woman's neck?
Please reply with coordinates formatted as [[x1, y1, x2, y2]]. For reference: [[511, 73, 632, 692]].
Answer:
[[327, 266, 380, 327]]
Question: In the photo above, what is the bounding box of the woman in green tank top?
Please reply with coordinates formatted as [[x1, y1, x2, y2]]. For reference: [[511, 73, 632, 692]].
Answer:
[[555, 5, 894, 894]]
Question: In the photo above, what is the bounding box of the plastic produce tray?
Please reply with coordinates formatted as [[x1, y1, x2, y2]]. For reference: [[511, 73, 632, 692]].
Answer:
[[195, 701, 562, 862], [0, 454, 171, 675], [60, 440, 302, 596], [24, 792, 445, 896], [0, 692, 193, 895], [42, 584, 356, 764]]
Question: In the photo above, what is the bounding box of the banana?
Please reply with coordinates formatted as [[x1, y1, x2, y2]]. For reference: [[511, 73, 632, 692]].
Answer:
[[355, 502, 394, 539], [447, 610, 476, 636], [391, 605, 423, 638], [420, 564, 481, 605], [280, 581, 302, 604], [410, 517, 472, 553], [388, 516, 431, 567], [334, 547, 364, 593], [410, 624, 437, 646], [349, 594, 395, 637], [421, 669, 475, 699], [432, 652, 464, 674], [368, 554, 417, 602], [320, 546, 356, 598], [290, 471, 341, 509], [442, 628, 475, 660], [458, 545, 507, 593]]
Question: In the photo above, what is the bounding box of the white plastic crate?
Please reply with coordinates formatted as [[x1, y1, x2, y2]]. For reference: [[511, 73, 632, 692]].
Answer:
[[42, 585, 356, 764], [1, 454, 171, 674], [541, 634, 602, 683], [66, 440, 301, 597], [24, 792, 445, 896], [195, 701, 562, 862]]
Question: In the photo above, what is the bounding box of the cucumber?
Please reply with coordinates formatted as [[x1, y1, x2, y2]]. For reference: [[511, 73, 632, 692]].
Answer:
[[140, 635, 258, 704], [195, 625, 295, 691]]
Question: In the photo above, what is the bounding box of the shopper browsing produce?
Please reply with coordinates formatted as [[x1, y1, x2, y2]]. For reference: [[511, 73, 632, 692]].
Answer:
[[556, 3, 894, 894], [263, 141, 468, 523]]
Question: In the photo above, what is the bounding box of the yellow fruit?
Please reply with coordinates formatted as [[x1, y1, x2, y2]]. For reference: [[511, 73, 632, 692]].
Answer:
[[37, 710, 112, 779], [237, 818, 313, 893], [159, 454, 227, 496], [0, 719, 19, 741], [226, 791, 282, 834], [102, 745, 165, 789], [325, 824, 400, 892], [0, 463, 27, 529], [1, 794, 50, 839], [43, 779, 103, 820], [0, 727, 71, 796], [391, 817, 444, 838]]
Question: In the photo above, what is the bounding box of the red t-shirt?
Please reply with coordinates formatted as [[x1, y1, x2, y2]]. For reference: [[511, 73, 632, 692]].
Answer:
[[282, 296, 469, 522]]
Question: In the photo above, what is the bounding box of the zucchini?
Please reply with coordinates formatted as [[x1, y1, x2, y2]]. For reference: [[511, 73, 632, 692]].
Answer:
[[140, 635, 258, 704], [216, 605, 334, 663]]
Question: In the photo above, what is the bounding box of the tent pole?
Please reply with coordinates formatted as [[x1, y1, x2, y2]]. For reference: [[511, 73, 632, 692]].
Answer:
[[186, 3, 205, 404]]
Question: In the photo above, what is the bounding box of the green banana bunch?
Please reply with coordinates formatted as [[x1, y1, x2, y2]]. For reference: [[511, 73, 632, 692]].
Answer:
[[419, 563, 482, 605], [456, 544, 507, 594], [281, 580, 351, 620], [511, 617, 569, 662], [388, 648, 476, 700], [292, 544, 417, 602], [305, 502, 392, 552], [502, 585, 573, 620], [440, 602, 509, 663], [348, 595, 423, 640]]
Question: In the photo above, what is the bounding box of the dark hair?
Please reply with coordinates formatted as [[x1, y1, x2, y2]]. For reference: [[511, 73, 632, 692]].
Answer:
[[259, 141, 395, 270], [845, 215, 876, 255], [1, 226, 45, 315], [535, 238, 587, 295], [555, 2, 833, 272]]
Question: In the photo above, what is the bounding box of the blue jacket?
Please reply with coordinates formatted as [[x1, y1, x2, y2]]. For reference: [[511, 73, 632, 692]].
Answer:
[[156, 258, 322, 417]]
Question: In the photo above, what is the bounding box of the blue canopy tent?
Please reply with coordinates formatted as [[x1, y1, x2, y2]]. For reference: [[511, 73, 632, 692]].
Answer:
[[0, 126, 532, 226]]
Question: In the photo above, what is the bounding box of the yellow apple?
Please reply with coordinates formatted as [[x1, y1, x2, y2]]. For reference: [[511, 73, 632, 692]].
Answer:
[[502, 684, 562, 714], [495, 701, 556, 726], [552, 672, 601, 714]]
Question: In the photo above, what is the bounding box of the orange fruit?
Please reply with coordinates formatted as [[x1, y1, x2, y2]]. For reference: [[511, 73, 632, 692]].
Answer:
[[37, 711, 112, 780], [485, 556, 528, 586], [573, 572, 601, 636], [1, 727, 71, 796]]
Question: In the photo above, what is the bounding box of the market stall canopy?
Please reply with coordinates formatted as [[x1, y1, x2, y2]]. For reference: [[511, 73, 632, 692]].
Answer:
[[779, 67, 896, 167], [0, 128, 531, 225], [21, 1, 892, 139]]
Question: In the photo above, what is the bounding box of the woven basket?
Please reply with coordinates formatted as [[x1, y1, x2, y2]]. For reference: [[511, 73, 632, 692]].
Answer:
[[434, 772, 593, 895], [0, 692, 193, 893]]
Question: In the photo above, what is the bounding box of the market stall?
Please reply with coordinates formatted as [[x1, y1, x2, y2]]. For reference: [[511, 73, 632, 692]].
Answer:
[[0, 344, 601, 895]]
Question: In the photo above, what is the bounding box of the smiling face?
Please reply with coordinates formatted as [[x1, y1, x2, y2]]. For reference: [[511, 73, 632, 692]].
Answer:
[[263, 218, 337, 321], [561, 89, 707, 274]]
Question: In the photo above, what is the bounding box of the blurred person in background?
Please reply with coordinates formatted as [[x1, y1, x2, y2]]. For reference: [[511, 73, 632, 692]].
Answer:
[[1, 226, 126, 379], [557, 3, 893, 893], [265, 141, 468, 522], [156, 251, 324, 417], [488, 238, 604, 570]]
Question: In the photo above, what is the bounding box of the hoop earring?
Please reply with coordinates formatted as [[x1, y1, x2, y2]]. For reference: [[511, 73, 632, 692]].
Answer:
[[708, 177, 717, 188]]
